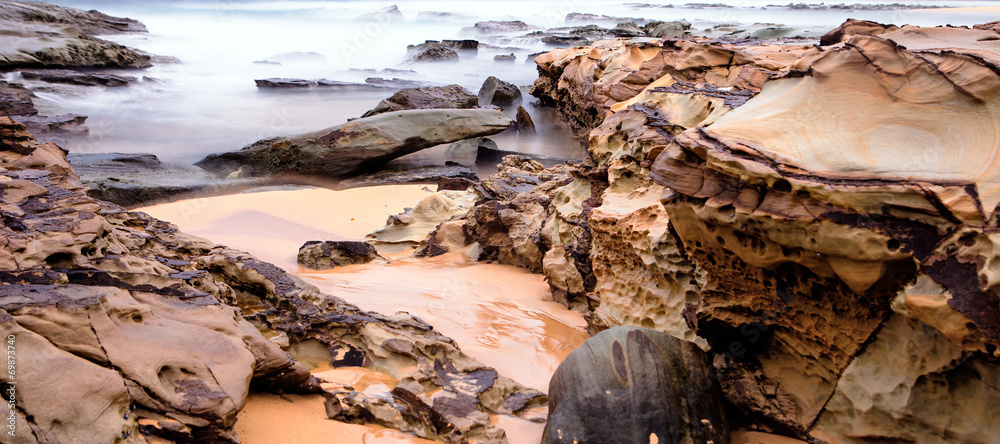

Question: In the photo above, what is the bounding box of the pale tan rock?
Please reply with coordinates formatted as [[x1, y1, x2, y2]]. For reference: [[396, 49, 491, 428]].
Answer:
[[367, 189, 479, 255], [813, 313, 1000, 443]]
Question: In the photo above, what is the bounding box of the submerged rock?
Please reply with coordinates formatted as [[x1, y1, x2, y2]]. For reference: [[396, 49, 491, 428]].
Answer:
[[543, 326, 729, 444], [297, 241, 378, 270], [362, 84, 478, 117], [194, 108, 513, 179], [493, 53, 516, 63]]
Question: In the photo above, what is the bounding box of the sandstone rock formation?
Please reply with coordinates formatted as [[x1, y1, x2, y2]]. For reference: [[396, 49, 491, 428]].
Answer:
[[195, 109, 513, 178], [0, 1, 150, 69], [0, 116, 545, 443], [643, 26, 1000, 440], [362, 84, 478, 118], [374, 21, 1000, 443], [297, 241, 378, 270], [543, 326, 728, 444], [530, 37, 809, 137]]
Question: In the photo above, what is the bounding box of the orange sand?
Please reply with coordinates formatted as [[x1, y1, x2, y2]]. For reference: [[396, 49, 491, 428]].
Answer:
[[139, 185, 589, 444]]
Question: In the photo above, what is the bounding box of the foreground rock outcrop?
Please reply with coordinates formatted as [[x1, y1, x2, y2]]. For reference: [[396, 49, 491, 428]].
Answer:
[[195, 109, 513, 179], [0, 116, 543, 443], [0, 0, 151, 69], [374, 22, 1000, 443], [648, 27, 1000, 439]]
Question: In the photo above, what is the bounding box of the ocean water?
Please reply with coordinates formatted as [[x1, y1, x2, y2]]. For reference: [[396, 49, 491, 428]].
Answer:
[[14, 0, 1000, 165]]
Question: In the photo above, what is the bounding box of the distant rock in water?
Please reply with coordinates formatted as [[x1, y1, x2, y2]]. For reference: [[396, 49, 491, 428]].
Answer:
[[479, 76, 521, 108], [356, 4, 403, 22], [194, 108, 514, 179], [260, 51, 328, 64], [543, 326, 730, 444], [404, 40, 460, 63], [362, 84, 478, 117], [493, 53, 516, 63], [297, 241, 378, 270], [19, 69, 137, 87], [460, 20, 539, 36]]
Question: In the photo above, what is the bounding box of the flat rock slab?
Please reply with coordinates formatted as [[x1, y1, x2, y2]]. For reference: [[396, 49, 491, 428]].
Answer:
[[339, 164, 478, 188], [68, 152, 272, 207], [195, 108, 514, 179]]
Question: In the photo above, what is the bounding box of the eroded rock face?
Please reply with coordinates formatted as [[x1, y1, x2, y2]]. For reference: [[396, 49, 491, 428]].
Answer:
[[530, 37, 808, 137], [195, 109, 514, 178], [472, 20, 1000, 443], [0, 116, 545, 443], [648, 27, 1000, 437], [543, 326, 729, 444]]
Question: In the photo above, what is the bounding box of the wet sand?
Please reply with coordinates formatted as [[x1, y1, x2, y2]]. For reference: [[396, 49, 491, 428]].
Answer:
[[139, 185, 590, 444]]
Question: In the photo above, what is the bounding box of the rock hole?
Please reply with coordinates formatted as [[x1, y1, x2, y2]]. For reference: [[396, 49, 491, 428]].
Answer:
[[887, 239, 900, 252], [44, 252, 74, 268], [716, 236, 726, 246], [796, 190, 811, 200], [772, 179, 791, 192], [131, 314, 143, 323]]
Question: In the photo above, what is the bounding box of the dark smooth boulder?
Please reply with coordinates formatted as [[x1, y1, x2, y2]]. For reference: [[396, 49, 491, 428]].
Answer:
[[543, 326, 729, 444], [362, 84, 478, 117], [194, 108, 514, 178], [479, 76, 521, 107], [493, 54, 516, 63], [298, 241, 379, 270]]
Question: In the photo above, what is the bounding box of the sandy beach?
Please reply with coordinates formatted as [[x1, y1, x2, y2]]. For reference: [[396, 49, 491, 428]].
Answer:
[[139, 184, 590, 444]]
